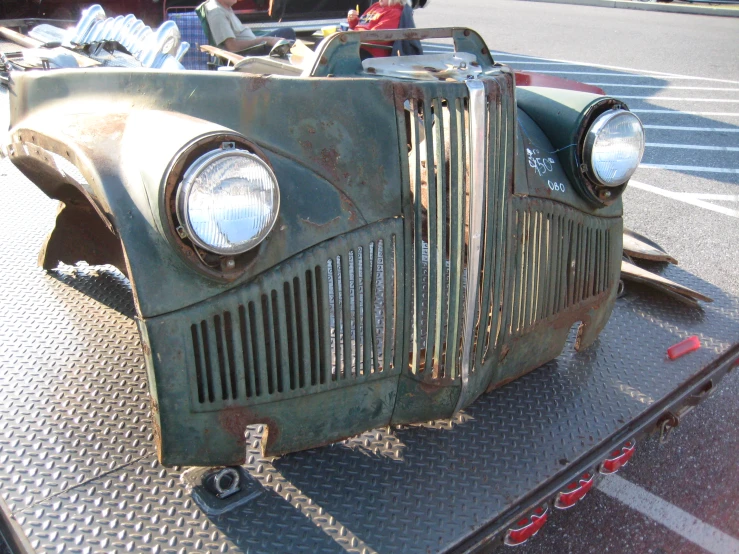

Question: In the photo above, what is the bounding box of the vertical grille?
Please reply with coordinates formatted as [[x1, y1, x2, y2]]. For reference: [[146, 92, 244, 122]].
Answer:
[[507, 202, 619, 337], [403, 76, 512, 381], [188, 228, 399, 409]]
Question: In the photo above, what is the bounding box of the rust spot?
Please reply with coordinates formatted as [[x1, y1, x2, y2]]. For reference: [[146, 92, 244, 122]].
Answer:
[[245, 75, 269, 93], [418, 380, 448, 395], [499, 345, 510, 362], [150, 401, 162, 449], [340, 194, 361, 223], [298, 139, 313, 151], [316, 147, 340, 180], [306, 126, 316, 135], [218, 406, 254, 439], [381, 80, 396, 104], [218, 407, 280, 450]]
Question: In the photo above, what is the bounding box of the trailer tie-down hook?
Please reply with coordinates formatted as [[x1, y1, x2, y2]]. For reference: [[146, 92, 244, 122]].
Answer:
[[659, 380, 715, 443]]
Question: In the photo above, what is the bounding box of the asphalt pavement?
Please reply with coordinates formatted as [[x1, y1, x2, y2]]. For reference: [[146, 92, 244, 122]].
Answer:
[[417, 1, 738, 552]]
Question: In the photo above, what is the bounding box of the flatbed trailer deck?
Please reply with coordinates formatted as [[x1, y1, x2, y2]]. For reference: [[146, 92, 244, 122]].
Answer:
[[0, 149, 738, 553]]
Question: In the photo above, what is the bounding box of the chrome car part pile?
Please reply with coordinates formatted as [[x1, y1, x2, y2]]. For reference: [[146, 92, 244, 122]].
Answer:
[[29, 4, 189, 69]]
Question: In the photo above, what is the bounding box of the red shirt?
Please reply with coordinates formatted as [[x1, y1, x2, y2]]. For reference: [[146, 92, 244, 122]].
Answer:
[[355, 4, 403, 58]]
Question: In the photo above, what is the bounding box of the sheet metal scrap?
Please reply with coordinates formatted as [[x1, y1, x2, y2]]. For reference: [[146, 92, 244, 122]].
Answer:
[[621, 229, 712, 307], [621, 259, 713, 307], [623, 228, 678, 265]]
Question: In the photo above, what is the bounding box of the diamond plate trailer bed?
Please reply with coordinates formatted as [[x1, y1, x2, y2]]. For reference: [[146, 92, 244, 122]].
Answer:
[[0, 151, 737, 553]]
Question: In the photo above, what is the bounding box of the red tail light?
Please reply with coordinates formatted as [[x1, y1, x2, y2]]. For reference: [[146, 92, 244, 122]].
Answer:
[[600, 439, 636, 474], [504, 505, 549, 546], [555, 472, 595, 509]]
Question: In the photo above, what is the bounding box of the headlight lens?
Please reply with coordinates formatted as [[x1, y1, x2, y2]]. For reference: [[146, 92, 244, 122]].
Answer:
[[176, 148, 280, 255], [584, 110, 645, 187]]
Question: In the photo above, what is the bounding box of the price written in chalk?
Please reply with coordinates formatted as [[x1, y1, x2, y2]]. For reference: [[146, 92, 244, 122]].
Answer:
[[547, 180, 566, 193]]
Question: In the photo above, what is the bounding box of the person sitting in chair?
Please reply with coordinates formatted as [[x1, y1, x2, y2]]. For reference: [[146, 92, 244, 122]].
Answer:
[[355, 0, 421, 59], [203, 0, 295, 55]]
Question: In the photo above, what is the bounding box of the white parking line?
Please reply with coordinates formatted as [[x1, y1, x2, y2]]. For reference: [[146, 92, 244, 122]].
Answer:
[[686, 193, 739, 201], [495, 60, 569, 65], [487, 53, 739, 85], [639, 164, 739, 174], [542, 72, 739, 81], [597, 475, 739, 554], [644, 125, 739, 133], [629, 180, 739, 218], [647, 143, 739, 152], [632, 110, 739, 116], [587, 84, 739, 91], [619, 97, 739, 103]]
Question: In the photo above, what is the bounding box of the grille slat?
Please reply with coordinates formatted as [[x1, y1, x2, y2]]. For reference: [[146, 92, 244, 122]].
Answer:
[[340, 253, 353, 379], [362, 245, 374, 376], [353, 247, 364, 376], [238, 305, 255, 398], [480, 94, 509, 361], [223, 311, 240, 399], [200, 320, 216, 402], [213, 314, 231, 400], [432, 97, 449, 379], [410, 100, 424, 375], [273, 287, 291, 392], [422, 97, 440, 377], [444, 97, 465, 380], [382, 239, 396, 373]]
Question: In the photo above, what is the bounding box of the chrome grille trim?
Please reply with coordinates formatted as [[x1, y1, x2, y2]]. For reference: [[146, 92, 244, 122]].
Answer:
[[456, 79, 487, 412]]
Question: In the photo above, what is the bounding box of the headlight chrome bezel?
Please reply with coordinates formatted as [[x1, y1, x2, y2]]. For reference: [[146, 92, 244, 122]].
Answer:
[[162, 133, 279, 281], [583, 109, 645, 188], [175, 147, 280, 256]]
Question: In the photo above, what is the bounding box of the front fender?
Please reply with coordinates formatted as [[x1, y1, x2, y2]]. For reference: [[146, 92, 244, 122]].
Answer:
[[7, 108, 365, 318]]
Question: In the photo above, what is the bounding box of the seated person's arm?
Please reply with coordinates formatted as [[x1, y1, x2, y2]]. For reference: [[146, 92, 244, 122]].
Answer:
[[222, 35, 282, 53]]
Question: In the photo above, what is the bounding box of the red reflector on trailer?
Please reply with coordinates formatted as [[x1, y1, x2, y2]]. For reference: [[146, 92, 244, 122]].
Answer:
[[600, 439, 636, 474], [504, 505, 549, 546], [555, 472, 595, 509], [667, 335, 700, 360]]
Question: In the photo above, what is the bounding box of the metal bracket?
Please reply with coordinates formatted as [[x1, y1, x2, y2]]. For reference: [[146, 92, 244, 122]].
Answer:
[[658, 411, 680, 443], [182, 466, 264, 516]]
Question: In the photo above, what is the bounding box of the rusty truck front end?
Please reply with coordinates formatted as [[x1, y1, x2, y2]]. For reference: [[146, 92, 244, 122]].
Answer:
[[5, 27, 643, 465]]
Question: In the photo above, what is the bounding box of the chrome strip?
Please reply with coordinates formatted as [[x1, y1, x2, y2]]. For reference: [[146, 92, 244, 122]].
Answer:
[[455, 79, 487, 413]]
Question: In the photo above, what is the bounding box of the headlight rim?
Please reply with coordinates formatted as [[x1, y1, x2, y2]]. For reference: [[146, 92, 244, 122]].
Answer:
[[161, 132, 276, 281], [583, 109, 645, 188], [175, 147, 280, 256]]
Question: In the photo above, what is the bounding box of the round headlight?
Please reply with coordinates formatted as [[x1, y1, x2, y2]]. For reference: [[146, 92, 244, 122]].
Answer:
[[176, 148, 279, 255], [584, 110, 644, 187]]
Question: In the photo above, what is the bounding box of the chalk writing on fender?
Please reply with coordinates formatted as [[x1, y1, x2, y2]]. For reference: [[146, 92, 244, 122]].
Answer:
[[548, 180, 566, 193], [526, 148, 556, 177]]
